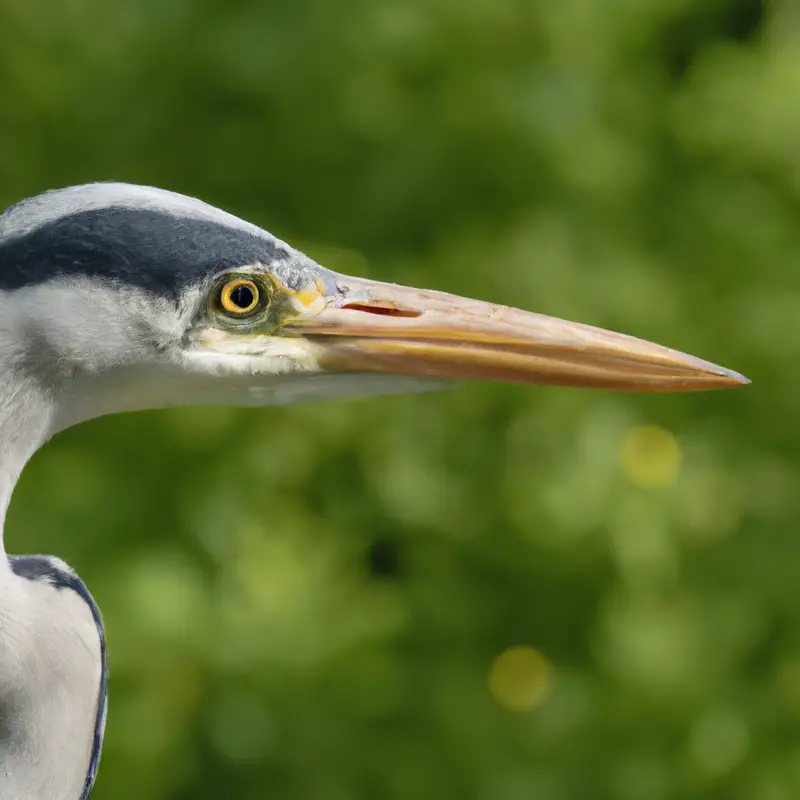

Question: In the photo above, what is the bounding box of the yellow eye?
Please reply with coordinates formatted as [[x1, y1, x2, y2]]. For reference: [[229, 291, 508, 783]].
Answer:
[[218, 278, 261, 315]]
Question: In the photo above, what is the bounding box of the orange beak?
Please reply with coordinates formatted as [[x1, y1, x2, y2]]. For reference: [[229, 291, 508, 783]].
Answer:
[[281, 276, 748, 392]]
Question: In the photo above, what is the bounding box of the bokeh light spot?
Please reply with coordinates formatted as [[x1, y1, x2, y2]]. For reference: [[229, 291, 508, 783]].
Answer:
[[488, 646, 552, 712], [621, 425, 682, 488]]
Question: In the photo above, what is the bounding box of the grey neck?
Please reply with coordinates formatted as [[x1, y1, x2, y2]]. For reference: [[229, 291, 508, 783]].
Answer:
[[0, 362, 53, 552]]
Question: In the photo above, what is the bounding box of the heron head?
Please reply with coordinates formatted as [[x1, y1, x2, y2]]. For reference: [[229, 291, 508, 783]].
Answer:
[[0, 182, 748, 434]]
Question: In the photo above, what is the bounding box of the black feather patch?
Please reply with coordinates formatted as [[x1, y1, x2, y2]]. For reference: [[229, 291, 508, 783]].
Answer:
[[0, 207, 290, 296]]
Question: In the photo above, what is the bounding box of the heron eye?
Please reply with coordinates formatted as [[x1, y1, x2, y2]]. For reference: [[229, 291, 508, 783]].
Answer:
[[218, 278, 261, 315]]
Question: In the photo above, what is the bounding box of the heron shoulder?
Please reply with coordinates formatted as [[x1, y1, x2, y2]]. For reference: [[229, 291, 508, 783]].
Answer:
[[6, 554, 108, 800], [9, 555, 103, 624], [7, 554, 106, 680]]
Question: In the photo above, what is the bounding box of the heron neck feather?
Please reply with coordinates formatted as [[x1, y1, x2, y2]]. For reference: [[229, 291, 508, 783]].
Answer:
[[0, 363, 53, 552]]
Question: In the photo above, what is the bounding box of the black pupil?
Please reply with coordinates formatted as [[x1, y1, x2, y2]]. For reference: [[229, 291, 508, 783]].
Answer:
[[230, 283, 255, 309]]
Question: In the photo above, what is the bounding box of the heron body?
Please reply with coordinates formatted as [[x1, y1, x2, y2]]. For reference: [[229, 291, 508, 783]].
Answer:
[[0, 183, 748, 799]]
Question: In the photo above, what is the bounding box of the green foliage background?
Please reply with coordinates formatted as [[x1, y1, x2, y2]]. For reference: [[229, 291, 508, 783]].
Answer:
[[0, 0, 793, 798]]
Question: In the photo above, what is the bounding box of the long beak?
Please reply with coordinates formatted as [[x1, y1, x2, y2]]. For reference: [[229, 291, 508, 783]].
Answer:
[[281, 277, 749, 392]]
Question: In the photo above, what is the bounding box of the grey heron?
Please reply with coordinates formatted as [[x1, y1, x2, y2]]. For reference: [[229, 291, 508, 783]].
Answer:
[[0, 182, 749, 799]]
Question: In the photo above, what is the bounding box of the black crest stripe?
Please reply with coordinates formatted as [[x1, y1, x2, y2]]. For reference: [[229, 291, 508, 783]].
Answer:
[[0, 207, 289, 295]]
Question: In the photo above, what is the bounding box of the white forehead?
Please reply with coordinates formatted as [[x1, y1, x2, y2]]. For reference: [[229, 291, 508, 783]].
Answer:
[[0, 182, 272, 242]]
